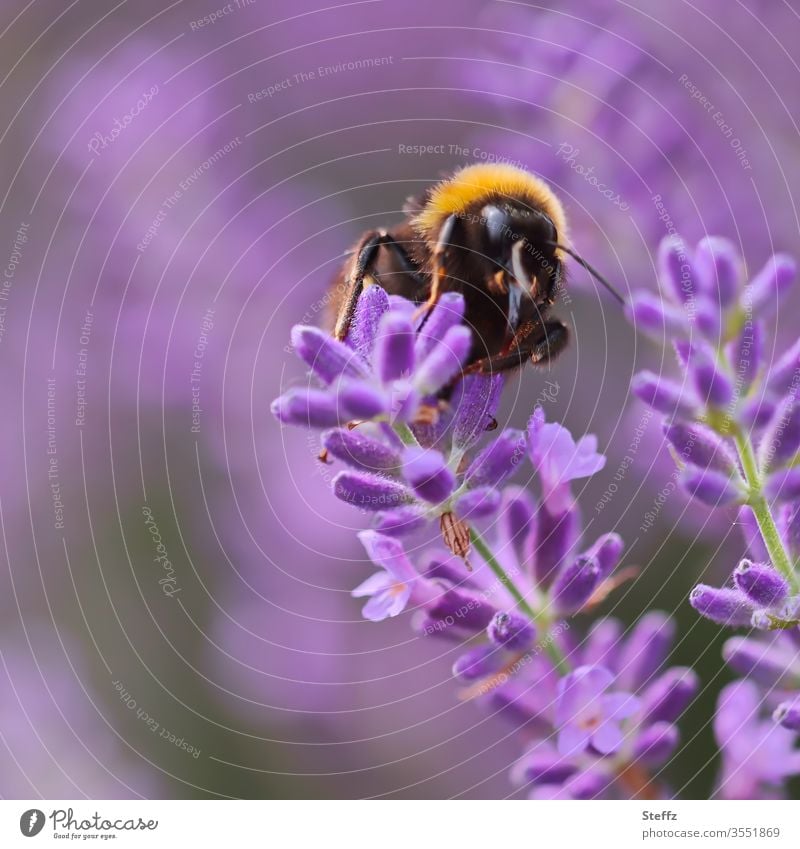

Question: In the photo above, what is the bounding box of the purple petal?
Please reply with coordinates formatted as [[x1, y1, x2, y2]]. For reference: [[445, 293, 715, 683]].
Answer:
[[590, 719, 624, 755], [271, 387, 342, 428], [631, 371, 697, 419], [413, 325, 473, 395], [358, 530, 418, 583], [582, 533, 624, 581], [556, 665, 614, 724], [679, 468, 744, 507], [414, 292, 465, 360], [454, 486, 501, 520], [686, 341, 734, 408], [726, 319, 763, 394], [335, 379, 387, 420], [617, 612, 676, 690], [426, 587, 497, 633], [582, 619, 624, 668], [641, 667, 699, 724], [402, 446, 455, 504], [774, 699, 800, 732], [663, 421, 738, 473], [533, 504, 579, 587], [765, 467, 800, 501], [334, 472, 413, 511], [733, 559, 789, 609], [361, 585, 410, 621], [557, 723, 592, 758], [551, 555, 602, 615], [451, 374, 505, 451], [625, 290, 687, 337], [722, 635, 795, 687], [694, 296, 721, 340], [373, 506, 428, 537], [464, 428, 526, 489], [487, 611, 535, 651], [374, 312, 416, 383], [694, 236, 741, 306], [767, 337, 800, 397], [689, 585, 753, 626], [759, 397, 800, 470], [632, 722, 680, 768], [345, 284, 389, 361], [658, 235, 696, 305], [517, 746, 577, 785], [351, 571, 393, 598], [742, 253, 796, 314], [452, 645, 505, 682], [322, 428, 401, 473], [291, 325, 368, 384]]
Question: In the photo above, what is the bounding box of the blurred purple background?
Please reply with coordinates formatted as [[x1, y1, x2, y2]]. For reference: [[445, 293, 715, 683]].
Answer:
[[1, 0, 798, 798]]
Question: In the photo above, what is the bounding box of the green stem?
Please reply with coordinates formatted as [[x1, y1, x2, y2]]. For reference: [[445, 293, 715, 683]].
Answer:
[[470, 529, 570, 674], [735, 431, 799, 592], [393, 422, 419, 447]]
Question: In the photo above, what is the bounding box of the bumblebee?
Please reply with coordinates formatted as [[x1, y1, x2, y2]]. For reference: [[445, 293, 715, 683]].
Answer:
[[331, 163, 621, 383]]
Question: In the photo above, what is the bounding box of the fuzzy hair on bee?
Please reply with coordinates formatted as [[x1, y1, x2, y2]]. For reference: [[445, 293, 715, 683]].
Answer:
[[329, 163, 617, 391]]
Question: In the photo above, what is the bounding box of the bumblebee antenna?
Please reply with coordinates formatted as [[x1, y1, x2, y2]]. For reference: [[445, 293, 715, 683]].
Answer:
[[546, 242, 626, 306]]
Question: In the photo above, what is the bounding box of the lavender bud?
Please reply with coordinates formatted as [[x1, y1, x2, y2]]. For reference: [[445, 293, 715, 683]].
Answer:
[[733, 559, 789, 608], [694, 236, 741, 306], [322, 428, 401, 473], [774, 699, 800, 731], [694, 296, 721, 340], [413, 292, 465, 360], [454, 486, 501, 520], [631, 371, 697, 419], [582, 619, 624, 668], [374, 312, 415, 383], [373, 506, 428, 537], [336, 379, 387, 420], [414, 325, 472, 395], [689, 585, 753, 626], [534, 504, 579, 587], [333, 471, 413, 511], [679, 468, 744, 507], [686, 341, 734, 408], [271, 388, 342, 428], [582, 532, 624, 581], [464, 428, 526, 489], [562, 769, 610, 800], [640, 667, 699, 724], [783, 503, 800, 563], [765, 467, 800, 501], [632, 722, 680, 768], [290, 325, 367, 384], [451, 374, 505, 451], [551, 555, 601, 614], [452, 645, 504, 682], [624, 291, 687, 336], [740, 396, 777, 431], [426, 587, 497, 632], [722, 636, 793, 686], [726, 320, 763, 394], [345, 285, 389, 361], [663, 421, 737, 473], [617, 612, 676, 690], [759, 398, 800, 471], [402, 446, 455, 504], [488, 611, 535, 651], [518, 749, 577, 785], [658, 235, 696, 305], [767, 337, 800, 397], [742, 253, 796, 314]]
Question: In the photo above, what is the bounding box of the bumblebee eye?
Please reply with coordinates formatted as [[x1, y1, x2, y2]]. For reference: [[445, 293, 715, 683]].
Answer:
[[482, 205, 510, 247]]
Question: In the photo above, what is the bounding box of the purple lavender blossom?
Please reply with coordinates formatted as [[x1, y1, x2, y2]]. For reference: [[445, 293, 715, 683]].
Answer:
[[713, 680, 800, 799]]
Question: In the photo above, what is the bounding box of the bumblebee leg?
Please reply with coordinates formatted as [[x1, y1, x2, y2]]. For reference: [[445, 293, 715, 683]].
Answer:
[[414, 214, 460, 325], [467, 319, 569, 376], [334, 230, 423, 341]]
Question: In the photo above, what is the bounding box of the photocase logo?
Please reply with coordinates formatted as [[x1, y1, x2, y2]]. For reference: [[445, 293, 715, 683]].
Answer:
[[19, 809, 45, 837]]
